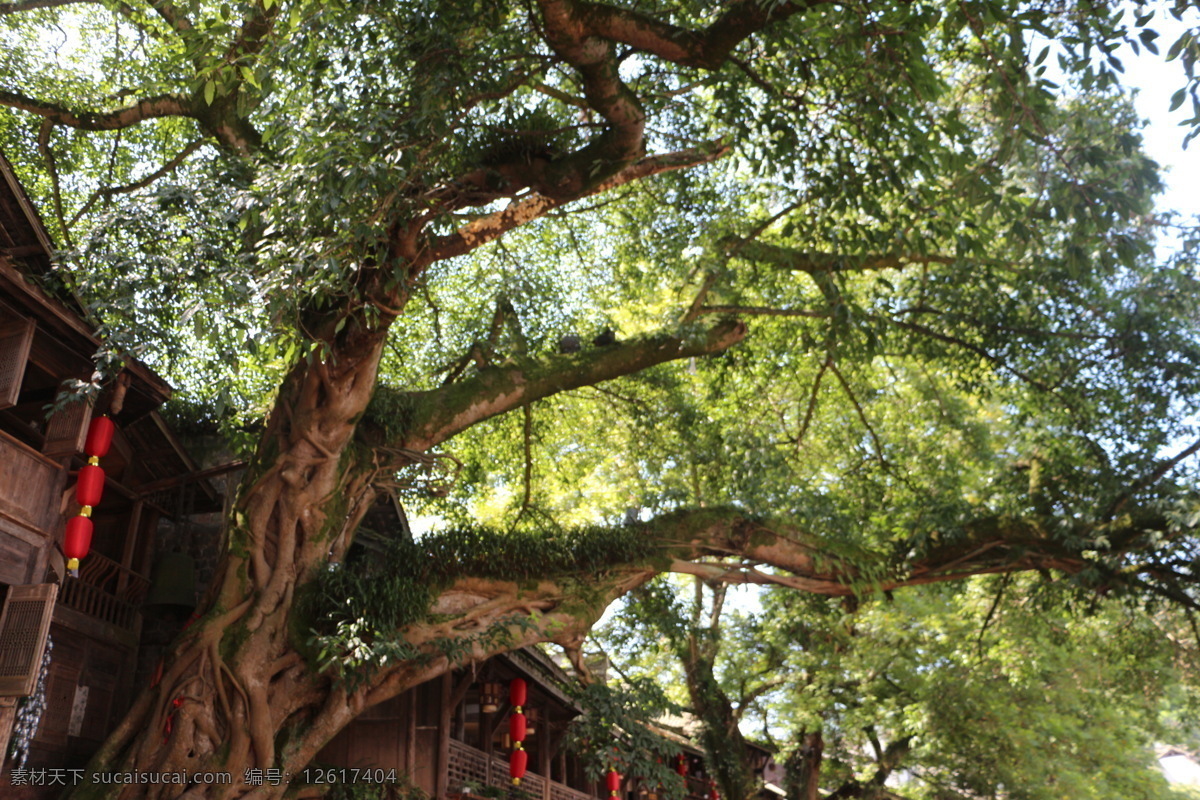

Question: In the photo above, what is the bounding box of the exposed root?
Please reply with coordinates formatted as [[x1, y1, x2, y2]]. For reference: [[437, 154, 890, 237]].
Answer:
[[208, 639, 235, 730]]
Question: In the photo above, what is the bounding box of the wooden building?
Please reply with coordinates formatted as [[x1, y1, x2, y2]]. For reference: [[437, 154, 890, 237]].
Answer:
[[319, 647, 772, 800], [0, 151, 219, 774]]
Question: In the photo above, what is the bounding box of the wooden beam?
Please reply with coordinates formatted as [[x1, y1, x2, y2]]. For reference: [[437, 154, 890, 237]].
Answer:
[[135, 460, 246, 495], [117, 499, 143, 596], [0, 245, 46, 257]]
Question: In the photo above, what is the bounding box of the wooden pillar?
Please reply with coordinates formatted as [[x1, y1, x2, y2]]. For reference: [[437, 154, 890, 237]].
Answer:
[[404, 689, 416, 776], [117, 499, 142, 595], [436, 672, 453, 800], [538, 729, 552, 800], [0, 696, 18, 773]]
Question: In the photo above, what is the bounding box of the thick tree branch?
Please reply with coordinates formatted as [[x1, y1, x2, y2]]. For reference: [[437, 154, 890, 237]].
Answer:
[[0, 0, 94, 12], [563, 0, 821, 70], [372, 318, 747, 451], [536, 0, 647, 185], [149, 0, 192, 30], [642, 507, 1176, 599], [422, 143, 731, 265], [0, 89, 192, 130], [697, 305, 829, 319]]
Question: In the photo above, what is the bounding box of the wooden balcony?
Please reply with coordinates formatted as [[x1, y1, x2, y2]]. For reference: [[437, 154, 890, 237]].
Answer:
[[57, 550, 149, 632]]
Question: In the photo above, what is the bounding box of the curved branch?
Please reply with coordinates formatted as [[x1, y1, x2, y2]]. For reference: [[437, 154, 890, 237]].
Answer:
[[149, 0, 193, 31], [0, 89, 192, 130], [372, 317, 747, 451], [1105, 436, 1200, 520], [70, 138, 206, 226], [0, 0, 94, 13], [424, 143, 730, 263], [645, 507, 1171, 599], [537, 0, 646, 176], [561, 0, 823, 70]]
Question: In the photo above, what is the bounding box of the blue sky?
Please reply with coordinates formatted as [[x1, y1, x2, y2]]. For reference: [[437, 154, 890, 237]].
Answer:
[[1119, 9, 1200, 227]]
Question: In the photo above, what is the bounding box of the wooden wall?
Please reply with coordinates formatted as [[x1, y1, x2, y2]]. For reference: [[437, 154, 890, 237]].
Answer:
[[0, 431, 66, 586], [318, 686, 439, 796]]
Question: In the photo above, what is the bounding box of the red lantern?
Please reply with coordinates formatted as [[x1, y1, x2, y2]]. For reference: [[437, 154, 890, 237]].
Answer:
[[510, 678, 527, 708], [84, 416, 115, 458], [510, 748, 528, 782], [64, 515, 94, 574], [606, 770, 622, 795], [676, 754, 687, 776], [75, 464, 106, 507], [509, 712, 526, 742]]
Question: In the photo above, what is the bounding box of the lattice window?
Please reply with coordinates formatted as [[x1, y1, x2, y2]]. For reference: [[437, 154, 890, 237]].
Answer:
[[0, 583, 58, 696], [0, 317, 33, 410], [42, 395, 92, 458]]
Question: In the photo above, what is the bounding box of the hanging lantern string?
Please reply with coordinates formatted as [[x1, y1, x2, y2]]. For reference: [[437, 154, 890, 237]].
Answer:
[[509, 678, 528, 785], [64, 415, 114, 577]]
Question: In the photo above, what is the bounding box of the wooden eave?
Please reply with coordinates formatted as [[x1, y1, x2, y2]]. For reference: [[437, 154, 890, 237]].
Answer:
[[503, 648, 580, 711], [0, 150, 54, 272], [0, 152, 173, 419]]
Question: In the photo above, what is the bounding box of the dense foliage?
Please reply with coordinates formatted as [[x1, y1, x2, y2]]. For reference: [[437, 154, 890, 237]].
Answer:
[[1, 0, 1200, 798], [600, 574, 1200, 799]]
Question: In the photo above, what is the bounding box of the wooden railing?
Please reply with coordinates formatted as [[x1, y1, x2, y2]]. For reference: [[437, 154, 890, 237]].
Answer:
[[447, 739, 590, 800], [549, 783, 595, 800], [491, 754, 545, 797], [57, 551, 149, 631], [448, 740, 490, 790]]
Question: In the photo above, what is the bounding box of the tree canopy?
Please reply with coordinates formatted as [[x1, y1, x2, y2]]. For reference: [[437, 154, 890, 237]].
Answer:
[[2, 0, 1200, 798]]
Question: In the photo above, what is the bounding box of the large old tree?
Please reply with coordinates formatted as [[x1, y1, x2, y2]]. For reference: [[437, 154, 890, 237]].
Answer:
[[2, 0, 1200, 798]]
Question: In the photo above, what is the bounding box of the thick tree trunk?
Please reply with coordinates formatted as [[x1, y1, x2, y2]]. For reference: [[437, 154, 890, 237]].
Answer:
[[784, 732, 822, 800], [683, 654, 758, 800], [75, 322, 392, 800]]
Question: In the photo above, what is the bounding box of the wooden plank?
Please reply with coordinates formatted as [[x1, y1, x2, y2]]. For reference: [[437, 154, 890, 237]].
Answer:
[[51, 602, 139, 650], [0, 425, 64, 470], [0, 316, 33, 409], [0, 432, 61, 530], [0, 696, 19, 771], [0, 153, 55, 260]]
